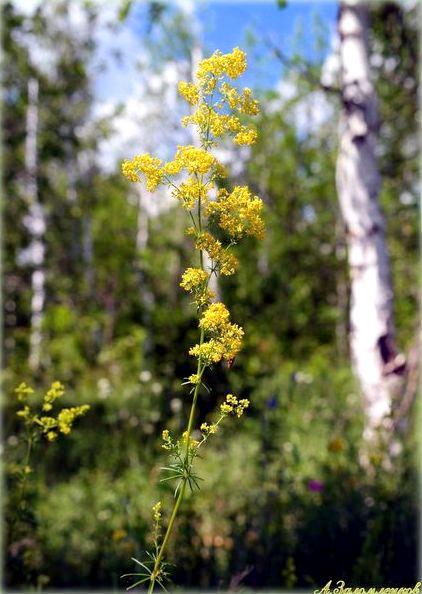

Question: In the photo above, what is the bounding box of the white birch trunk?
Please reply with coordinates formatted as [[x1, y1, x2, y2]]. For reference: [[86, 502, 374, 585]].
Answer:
[[336, 2, 405, 441], [23, 78, 45, 372]]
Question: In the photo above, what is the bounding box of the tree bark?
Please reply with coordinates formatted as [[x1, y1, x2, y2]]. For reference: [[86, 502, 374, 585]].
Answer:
[[336, 2, 405, 440], [23, 78, 45, 372]]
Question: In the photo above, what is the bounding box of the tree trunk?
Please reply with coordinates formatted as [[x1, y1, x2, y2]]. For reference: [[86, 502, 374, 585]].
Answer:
[[336, 1, 405, 441], [23, 78, 45, 372]]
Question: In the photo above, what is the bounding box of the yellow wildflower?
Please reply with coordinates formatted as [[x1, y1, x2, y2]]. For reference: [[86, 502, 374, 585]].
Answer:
[[191, 304, 244, 363], [122, 154, 163, 191], [14, 382, 34, 402], [152, 501, 162, 523], [57, 405, 90, 435], [183, 105, 241, 138], [163, 159, 183, 176], [177, 145, 215, 175], [238, 88, 260, 115], [220, 84, 260, 115], [174, 177, 211, 210], [121, 159, 139, 183], [17, 406, 31, 421], [219, 323, 244, 361], [178, 81, 200, 105], [197, 47, 247, 82], [188, 374, 201, 385], [224, 47, 247, 79], [207, 186, 265, 240], [181, 431, 199, 449], [220, 402, 233, 415], [220, 394, 249, 417], [189, 339, 225, 364], [193, 231, 239, 276], [200, 422, 217, 435], [219, 252, 239, 276], [199, 303, 230, 333], [162, 429, 173, 450], [180, 268, 208, 292], [233, 126, 258, 145], [43, 381, 65, 412]]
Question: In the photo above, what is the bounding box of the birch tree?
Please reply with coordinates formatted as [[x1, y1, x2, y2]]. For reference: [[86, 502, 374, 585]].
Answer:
[[336, 1, 405, 440], [21, 78, 46, 372]]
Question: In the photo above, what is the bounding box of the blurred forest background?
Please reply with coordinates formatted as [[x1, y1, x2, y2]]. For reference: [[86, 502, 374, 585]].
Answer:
[[3, 0, 419, 590]]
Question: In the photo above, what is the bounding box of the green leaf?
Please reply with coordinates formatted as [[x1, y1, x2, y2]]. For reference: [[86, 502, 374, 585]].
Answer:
[[118, 0, 133, 22]]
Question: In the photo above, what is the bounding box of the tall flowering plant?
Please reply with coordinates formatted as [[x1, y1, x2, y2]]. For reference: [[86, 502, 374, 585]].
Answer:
[[121, 47, 264, 592]]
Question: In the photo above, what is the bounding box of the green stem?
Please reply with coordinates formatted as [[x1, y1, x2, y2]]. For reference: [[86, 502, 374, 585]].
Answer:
[[148, 98, 214, 594], [19, 433, 33, 508], [11, 432, 35, 537], [148, 336, 204, 594], [147, 480, 186, 594], [148, 208, 206, 594]]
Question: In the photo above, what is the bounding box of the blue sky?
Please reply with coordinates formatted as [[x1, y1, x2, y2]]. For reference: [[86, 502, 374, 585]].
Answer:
[[122, 1, 338, 95], [201, 2, 337, 55]]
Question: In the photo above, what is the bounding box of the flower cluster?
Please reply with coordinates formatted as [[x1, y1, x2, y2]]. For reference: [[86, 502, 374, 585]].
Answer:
[[197, 393, 249, 445], [180, 48, 258, 146], [178, 81, 199, 105], [191, 231, 239, 276], [220, 393, 250, 417], [220, 84, 260, 115], [152, 501, 162, 523], [42, 380, 65, 411], [180, 267, 214, 307], [121, 154, 163, 191], [15, 381, 90, 442], [207, 186, 265, 240], [189, 302, 244, 364]]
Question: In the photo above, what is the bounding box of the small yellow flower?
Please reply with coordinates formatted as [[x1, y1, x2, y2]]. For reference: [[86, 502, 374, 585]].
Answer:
[[43, 381, 65, 411], [193, 231, 239, 276], [220, 394, 249, 417], [173, 177, 211, 210], [178, 81, 200, 105], [220, 84, 260, 116], [234, 127, 258, 146], [180, 268, 208, 292], [197, 47, 247, 82], [14, 382, 34, 402], [207, 186, 264, 240], [152, 501, 162, 523], [188, 374, 201, 385], [200, 422, 217, 435], [199, 303, 230, 333], [162, 429, 173, 450], [17, 406, 31, 420], [57, 405, 90, 435], [220, 403, 233, 414], [122, 154, 163, 191]]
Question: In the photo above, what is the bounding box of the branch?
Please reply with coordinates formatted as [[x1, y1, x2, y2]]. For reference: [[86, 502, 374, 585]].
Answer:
[[264, 35, 342, 97]]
